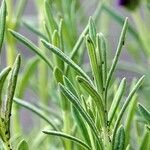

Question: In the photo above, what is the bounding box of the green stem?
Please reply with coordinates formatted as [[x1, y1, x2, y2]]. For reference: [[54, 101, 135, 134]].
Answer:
[[5, 0, 16, 66], [63, 111, 72, 150]]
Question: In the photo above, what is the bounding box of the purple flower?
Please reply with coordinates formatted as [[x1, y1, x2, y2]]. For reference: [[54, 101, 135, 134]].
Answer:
[[118, 0, 140, 10]]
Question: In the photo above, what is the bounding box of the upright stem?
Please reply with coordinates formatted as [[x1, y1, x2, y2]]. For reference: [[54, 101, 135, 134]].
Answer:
[[63, 111, 72, 150], [5, 0, 16, 66]]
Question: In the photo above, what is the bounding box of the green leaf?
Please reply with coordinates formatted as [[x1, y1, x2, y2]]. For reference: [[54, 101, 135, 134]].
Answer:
[[63, 76, 78, 97], [17, 57, 39, 98], [125, 94, 137, 146], [5, 55, 21, 127], [41, 39, 92, 84], [108, 78, 126, 125], [17, 139, 29, 150], [96, 33, 107, 88], [44, 0, 57, 34], [63, 76, 91, 145], [139, 130, 150, 150], [9, 30, 53, 70], [106, 18, 128, 91], [112, 76, 144, 146], [138, 103, 150, 124], [113, 125, 125, 150], [53, 67, 64, 84], [0, 67, 11, 108], [76, 76, 105, 127], [59, 83, 103, 149], [52, 30, 64, 70], [86, 35, 103, 92], [13, 97, 59, 131], [53, 67, 70, 110], [58, 19, 64, 51], [0, 0, 6, 53], [88, 17, 96, 44], [15, 0, 28, 29], [42, 130, 92, 150], [68, 2, 103, 62]]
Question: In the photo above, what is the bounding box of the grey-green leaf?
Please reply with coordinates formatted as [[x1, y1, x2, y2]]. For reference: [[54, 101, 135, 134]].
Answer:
[[112, 76, 144, 146], [138, 103, 150, 125], [108, 78, 126, 125], [13, 97, 59, 131], [76, 76, 105, 127], [106, 18, 128, 91], [0, 0, 6, 53], [59, 83, 103, 149], [5, 55, 21, 126], [17, 139, 29, 150], [113, 125, 125, 150], [43, 130, 92, 150], [41, 39, 92, 84], [0, 67, 11, 108], [88, 17, 96, 44], [86, 35, 102, 92], [9, 30, 53, 70]]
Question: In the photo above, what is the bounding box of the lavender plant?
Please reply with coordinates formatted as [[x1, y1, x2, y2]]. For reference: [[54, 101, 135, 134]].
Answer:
[[0, 0, 149, 150]]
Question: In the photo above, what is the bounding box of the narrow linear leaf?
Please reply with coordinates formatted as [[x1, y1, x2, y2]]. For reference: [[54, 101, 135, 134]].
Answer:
[[139, 130, 150, 150], [69, 2, 103, 62], [58, 19, 64, 52], [41, 39, 92, 84], [65, 2, 103, 74], [53, 67, 63, 84], [106, 18, 128, 90], [53, 67, 69, 110], [17, 139, 29, 150], [52, 30, 64, 70], [15, 0, 27, 29], [0, 0, 6, 52], [138, 103, 150, 124], [126, 145, 131, 150], [108, 78, 126, 125], [113, 125, 125, 150], [0, 67, 11, 107], [43, 130, 92, 150], [59, 83, 103, 149], [13, 97, 59, 131], [63, 76, 78, 98], [89, 17, 96, 44], [76, 76, 105, 126], [146, 125, 150, 131], [112, 76, 144, 146], [86, 35, 103, 92], [63, 76, 92, 145], [96, 33, 107, 88], [9, 30, 53, 70], [5, 55, 21, 126], [17, 57, 39, 98], [44, 0, 57, 34], [125, 94, 137, 146]]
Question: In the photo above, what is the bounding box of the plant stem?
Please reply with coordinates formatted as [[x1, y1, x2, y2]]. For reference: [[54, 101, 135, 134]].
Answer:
[[5, 0, 16, 66], [63, 110, 72, 150]]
